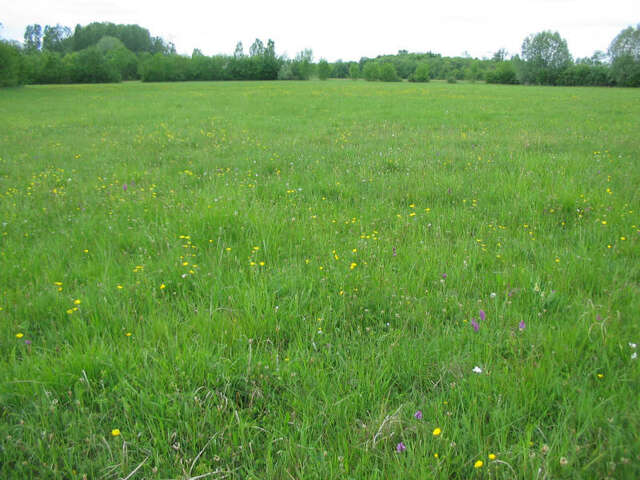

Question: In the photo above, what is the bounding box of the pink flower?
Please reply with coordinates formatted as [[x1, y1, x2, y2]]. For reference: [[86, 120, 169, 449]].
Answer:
[[396, 442, 406, 452], [414, 410, 423, 420], [471, 318, 479, 332], [479, 310, 486, 321], [519, 320, 526, 331]]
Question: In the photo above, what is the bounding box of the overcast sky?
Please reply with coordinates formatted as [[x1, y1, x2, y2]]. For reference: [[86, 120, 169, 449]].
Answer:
[[1, 0, 637, 61]]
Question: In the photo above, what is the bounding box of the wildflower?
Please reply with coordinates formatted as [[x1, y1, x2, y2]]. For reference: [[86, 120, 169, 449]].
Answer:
[[472, 366, 482, 374], [474, 460, 484, 468], [490, 292, 496, 298], [117, 285, 123, 290], [597, 373, 604, 379], [111, 429, 121, 437], [125, 332, 132, 337], [479, 310, 486, 321], [434, 453, 439, 458], [442, 273, 447, 279], [629, 343, 637, 349], [519, 320, 526, 330], [560, 457, 568, 466], [74, 299, 81, 305], [488, 453, 496, 460], [16, 333, 24, 339], [414, 410, 423, 420], [396, 442, 406, 452], [160, 284, 166, 289], [392, 247, 396, 256], [632, 352, 637, 360], [123, 183, 127, 192], [432, 427, 441, 436], [350, 262, 357, 270], [471, 318, 479, 332], [24, 339, 32, 345]]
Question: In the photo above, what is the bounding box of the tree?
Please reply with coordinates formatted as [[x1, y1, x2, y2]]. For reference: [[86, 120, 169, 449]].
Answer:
[[608, 25, 640, 86], [349, 63, 360, 80], [409, 62, 430, 82], [43, 24, 72, 53], [24, 24, 42, 51], [519, 31, 572, 85], [249, 39, 264, 57], [379, 63, 400, 81], [362, 62, 379, 81], [0, 40, 24, 86], [317, 59, 330, 80], [492, 48, 509, 62], [234, 41, 244, 58]]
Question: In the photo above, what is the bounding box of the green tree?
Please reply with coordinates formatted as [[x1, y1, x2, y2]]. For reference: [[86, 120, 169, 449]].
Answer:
[[608, 25, 640, 86], [519, 31, 572, 85], [24, 24, 42, 51], [378, 63, 400, 81], [0, 40, 24, 86], [349, 63, 360, 80], [409, 62, 430, 82], [362, 62, 379, 81], [42, 25, 71, 53], [317, 59, 330, 80]]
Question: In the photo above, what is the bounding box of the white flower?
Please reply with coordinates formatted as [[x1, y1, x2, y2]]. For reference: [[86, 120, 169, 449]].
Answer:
[[490, 292, 496, 299], [632, 352, 637, 360], [472, 366, 483, 374], [629, 342, 637, 349]]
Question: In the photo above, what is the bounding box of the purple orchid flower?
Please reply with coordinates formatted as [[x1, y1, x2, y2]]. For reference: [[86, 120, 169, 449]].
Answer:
[[471, 318, 479, 332]]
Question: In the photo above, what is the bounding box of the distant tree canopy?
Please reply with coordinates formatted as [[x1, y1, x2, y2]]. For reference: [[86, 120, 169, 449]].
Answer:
[[3, 21, 640, 87]]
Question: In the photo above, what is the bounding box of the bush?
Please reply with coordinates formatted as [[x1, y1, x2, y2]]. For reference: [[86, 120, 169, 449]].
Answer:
[[486, 62, 518, 84], [349, 63, 360, 80], [362, 62, 380, 81], [379, 63, 400, 82], [408, 63, 430, 82]]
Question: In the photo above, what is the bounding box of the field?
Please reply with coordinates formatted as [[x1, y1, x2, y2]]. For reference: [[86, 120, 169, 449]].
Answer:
[[0, 80, 639, 479]]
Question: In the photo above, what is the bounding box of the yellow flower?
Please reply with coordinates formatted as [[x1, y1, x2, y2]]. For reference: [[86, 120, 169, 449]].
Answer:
[[16, 333, 24, 338], [474, 460, 484, 468], [74, 299, 81, 305], [66, 309, 74, 314], [489, 453, 496, 460], [434, 453, 439, 458], [53, 282, 63, 286], [111, 429, 121, 437], [432, 427, 441, 436], [259, 261, 265, 266], [125, 332, 132, 337], [350, 262, 357, 270], [117, 285, 123, 290], [160, 284, 166, 289]]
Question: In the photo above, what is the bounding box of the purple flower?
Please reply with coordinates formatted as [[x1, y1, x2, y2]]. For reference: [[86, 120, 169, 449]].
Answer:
[[414, 410, 423, 420], [123, 183, 128, 192], [479, 310, 486, 322], [24, 339, 32, 345], [392, 247, 397, 257], [442, 273, 447, 280], [471, 318, 479, 332], [518, 320, 526, 331], [396, 442, 406, 452]]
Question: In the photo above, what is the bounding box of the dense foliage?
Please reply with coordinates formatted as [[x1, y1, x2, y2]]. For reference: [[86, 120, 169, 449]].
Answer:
[[2, 21, 640, 87]]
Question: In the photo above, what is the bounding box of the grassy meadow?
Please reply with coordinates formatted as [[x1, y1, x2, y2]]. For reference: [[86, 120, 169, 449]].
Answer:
[[0, 80, 639, 479]]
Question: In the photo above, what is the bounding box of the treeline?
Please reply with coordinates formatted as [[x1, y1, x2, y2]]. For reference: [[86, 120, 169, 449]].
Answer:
[[1, 21, 639, 87]]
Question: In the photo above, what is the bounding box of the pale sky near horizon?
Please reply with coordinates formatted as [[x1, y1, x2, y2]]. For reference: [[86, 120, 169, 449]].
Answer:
[[1, 0, 637, 61]]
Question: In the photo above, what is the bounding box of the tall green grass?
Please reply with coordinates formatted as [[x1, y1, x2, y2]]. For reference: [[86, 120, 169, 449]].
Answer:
[[0, 80, 638, 478]]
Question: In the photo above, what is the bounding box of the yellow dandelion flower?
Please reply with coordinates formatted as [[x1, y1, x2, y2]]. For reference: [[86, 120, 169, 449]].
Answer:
[[125, 332, 132, 337], [432, 427, 441, 436], [225, 247, 231, 251], [66, 309, 74, 314], [489, 453, 496, 460], [74, 299, 81, 305], [350, 262, 357, 270], [259, 261, 265, 266], [117, 285, 123, 290], [434, 453, 439, 458], [474, 460, 484, 468], [53, 282, 63, 286], [160, 284, 166, 289], [111, 429, 121, 437], [16, 333, 24, 338]]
